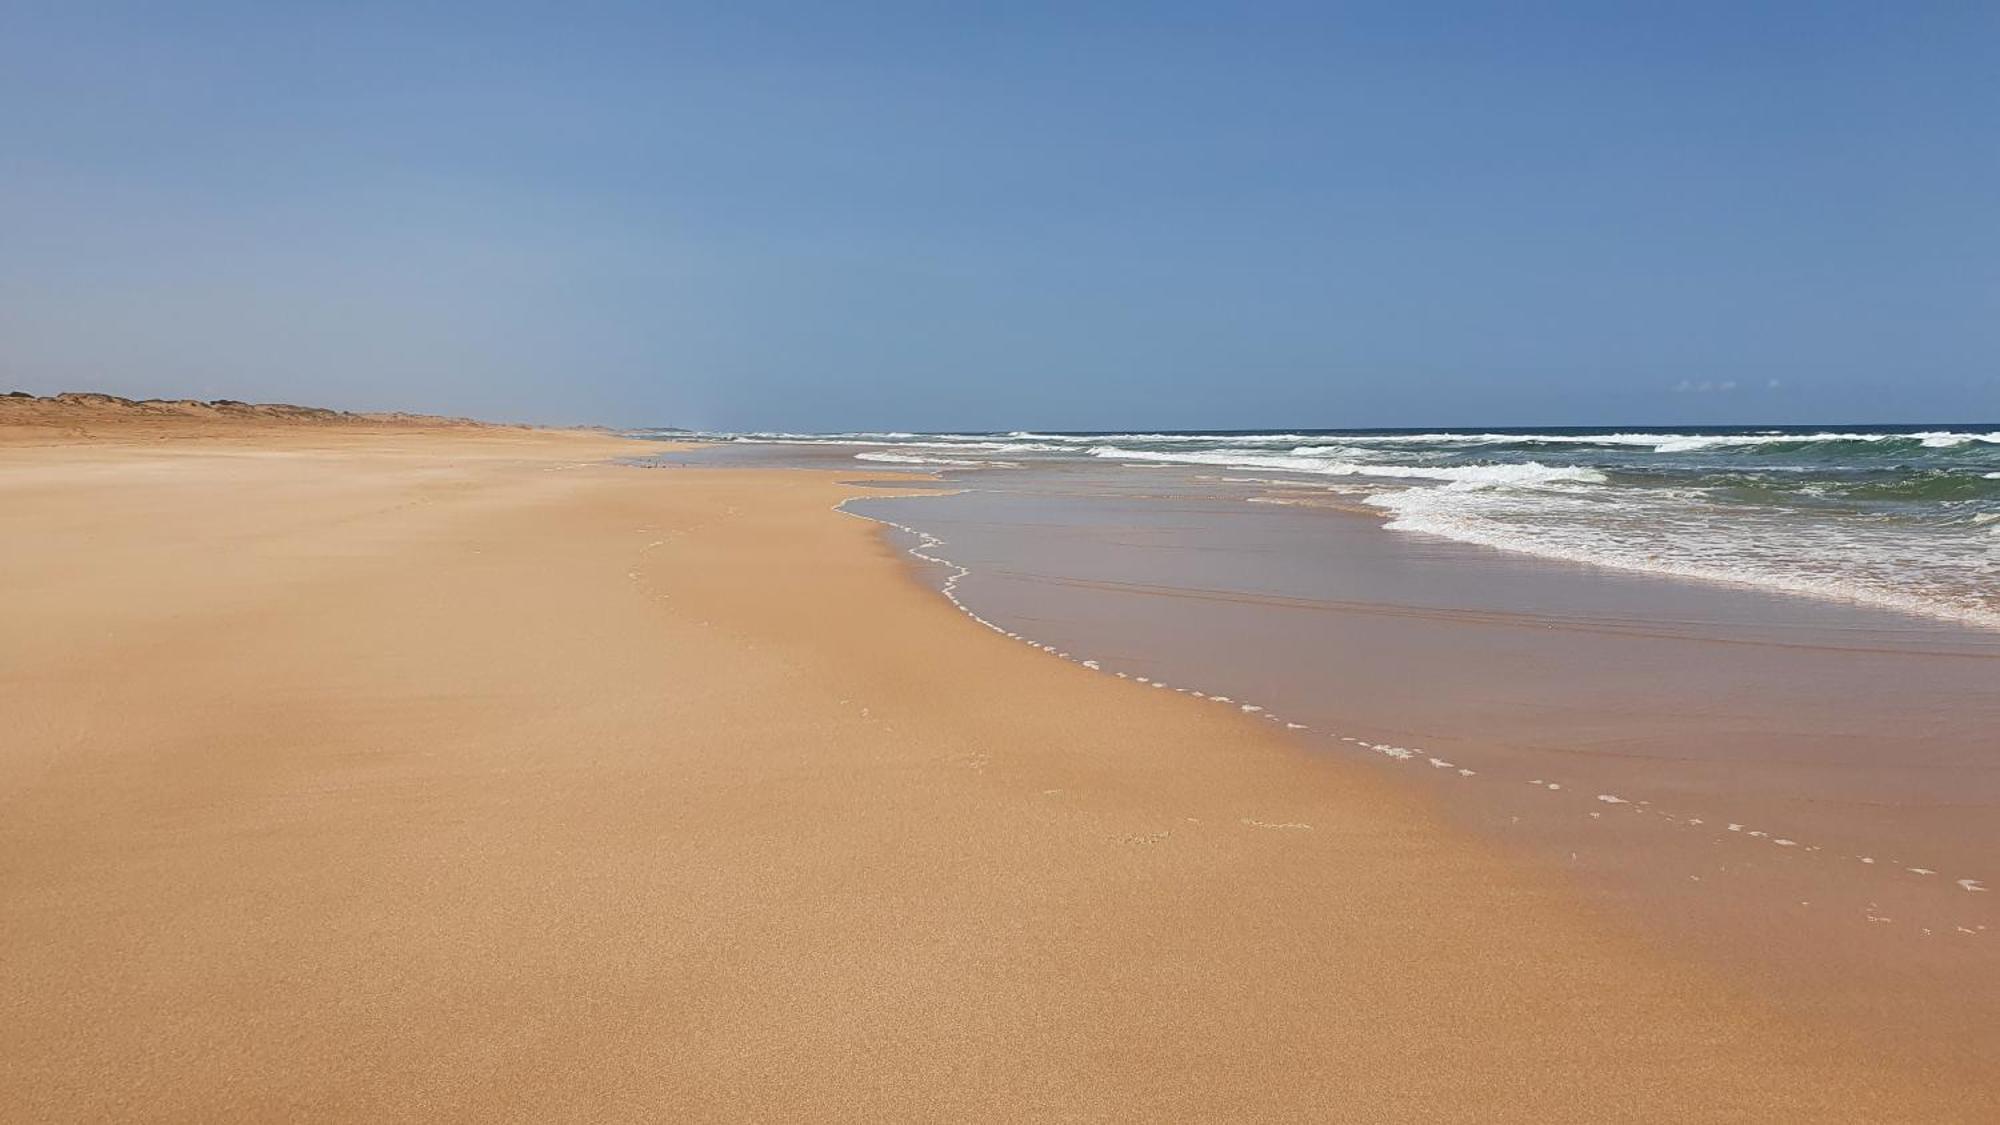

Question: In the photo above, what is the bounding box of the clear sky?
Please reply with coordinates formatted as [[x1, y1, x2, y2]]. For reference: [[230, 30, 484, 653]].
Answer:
[[3, 3, 1995, 431]]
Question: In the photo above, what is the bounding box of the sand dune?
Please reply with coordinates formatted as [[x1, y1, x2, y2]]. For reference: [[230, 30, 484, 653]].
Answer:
[[0, 391, 558, 443]]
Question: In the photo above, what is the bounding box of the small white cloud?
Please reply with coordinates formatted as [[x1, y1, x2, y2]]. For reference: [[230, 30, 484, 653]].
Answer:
[[1767, 378, 1781, 390], [1672, 378, 1739, 394]]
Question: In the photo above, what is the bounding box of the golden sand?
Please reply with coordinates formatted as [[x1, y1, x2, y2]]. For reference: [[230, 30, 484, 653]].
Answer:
[[0, 407, 1979, 1120]]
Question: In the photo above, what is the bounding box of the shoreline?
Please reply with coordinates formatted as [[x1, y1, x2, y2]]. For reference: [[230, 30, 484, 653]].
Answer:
[[858, 490, 1992, 886], [677, 425, 2000, 635], [834, 452, 1999, 1091], [2, 425, 1988, 1119]]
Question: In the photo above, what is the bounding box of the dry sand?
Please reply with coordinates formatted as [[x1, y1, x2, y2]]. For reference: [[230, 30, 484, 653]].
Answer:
[[0, 406, 1980, 1121]]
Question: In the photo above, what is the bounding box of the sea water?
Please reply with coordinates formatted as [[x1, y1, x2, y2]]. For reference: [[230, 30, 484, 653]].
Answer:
[[698, 425, 2000, 630]]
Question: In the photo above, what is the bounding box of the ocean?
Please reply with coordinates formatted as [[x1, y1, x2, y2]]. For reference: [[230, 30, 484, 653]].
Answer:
[[704, 425, 2000, 631], [640, 425, 2000, 1058]]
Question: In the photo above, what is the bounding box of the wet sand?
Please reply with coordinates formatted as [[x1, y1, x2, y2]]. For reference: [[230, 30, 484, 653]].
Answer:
[[2, 420, 1990, 1120], [845, 457, 2000, 1089]]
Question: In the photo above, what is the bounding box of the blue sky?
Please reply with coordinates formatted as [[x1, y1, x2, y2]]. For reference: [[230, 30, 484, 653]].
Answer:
[[3, 3, 1995, 430]]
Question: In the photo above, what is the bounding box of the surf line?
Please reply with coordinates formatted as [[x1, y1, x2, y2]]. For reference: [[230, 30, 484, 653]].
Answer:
[[833, 492, 1992, 920]]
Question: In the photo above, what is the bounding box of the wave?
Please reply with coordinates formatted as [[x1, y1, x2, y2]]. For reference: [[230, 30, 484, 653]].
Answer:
[[1087, 446, 1607, 487], [733, 435, 1063, 453], [714, 424, 1998, 631], [1013, 429, 2000, 447], [854, 451, 1001, 468], [735, 428, 2000, 462], [1007, 430, 1335, 445], [1311, 430, 2000, 456], [1369, 486, 2000, 631], [1695, 469, 2000, 504], [1839, 471, 2000, 502]]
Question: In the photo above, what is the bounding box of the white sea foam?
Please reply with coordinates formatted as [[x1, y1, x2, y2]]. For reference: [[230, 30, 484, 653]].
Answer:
[[736, 424, 2000, 633], [739, 435, 1063, 454], [1369, 478, 2000, 630], [1009, 431, 1329, 445], [721, 428, 2000, 462], [1320, 429, 2000, 451], [854, 451, 999, 468], [1087, 446, 1608, 487], [1003, 428, 2000, 453]]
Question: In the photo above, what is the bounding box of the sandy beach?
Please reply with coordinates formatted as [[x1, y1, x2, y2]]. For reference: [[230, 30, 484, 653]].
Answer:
[[1, 407, 1986, 1121]]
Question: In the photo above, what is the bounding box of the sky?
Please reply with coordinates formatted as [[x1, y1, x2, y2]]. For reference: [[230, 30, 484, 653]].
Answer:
[[2, 3, 1995, 431]]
